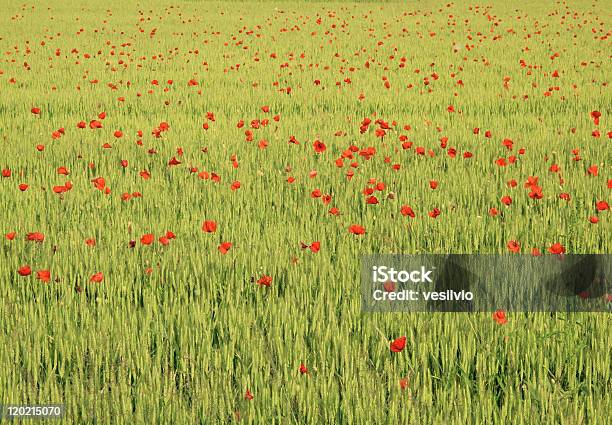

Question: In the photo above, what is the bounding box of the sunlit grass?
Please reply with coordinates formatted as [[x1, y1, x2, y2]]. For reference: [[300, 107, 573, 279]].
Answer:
[[0, 1, 610, 423]]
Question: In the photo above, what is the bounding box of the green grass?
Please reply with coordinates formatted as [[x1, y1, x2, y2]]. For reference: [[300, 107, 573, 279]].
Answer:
[[0, 1, 610, 423]]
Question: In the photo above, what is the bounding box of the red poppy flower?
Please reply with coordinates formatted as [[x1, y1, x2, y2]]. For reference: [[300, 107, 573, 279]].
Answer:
[[244, 389, 253, 401], [507, 240, 520, 253], [257, 275, 272, 287], [596, 201, 609, 211], [202, 220, 217, 233], [548, 243, 566, 255], [493, 310, 508, 325], [400, 205, 415, 218], [36, 270, 51, 283], [348, 224, 366, 235], [313, 140, 326, 153], [5, 232, 16, 240], [383, 281, 396, 292], [140, 234, 155, 245], [501, 196, 512, 206], [218, 242, 232, 254], [428, 208, 441, 218], [299, 363, 308, 375], [528, 186, 543, 200], [18, 265, 31, 276], [90, 272, 104, 283], [18, 183, 28, 191], [26, 232, 44, 242], [390, 336, 407, 352], [91, 177, 105, 191], [31, 107, 41, 115]]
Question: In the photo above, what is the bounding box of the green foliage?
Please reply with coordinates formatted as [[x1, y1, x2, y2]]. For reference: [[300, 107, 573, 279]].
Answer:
[[0, 1, 609, 423]]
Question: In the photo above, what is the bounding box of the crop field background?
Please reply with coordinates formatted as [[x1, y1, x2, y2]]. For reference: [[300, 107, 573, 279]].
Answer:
[[0, 0, 610, 423]]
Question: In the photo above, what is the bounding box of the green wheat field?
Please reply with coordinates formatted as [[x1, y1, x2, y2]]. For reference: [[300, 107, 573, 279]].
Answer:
[[0, 0, 610, 423]]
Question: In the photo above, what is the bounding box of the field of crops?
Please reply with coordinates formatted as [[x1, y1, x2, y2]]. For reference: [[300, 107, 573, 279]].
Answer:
[[0, 1, 610, 423]]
